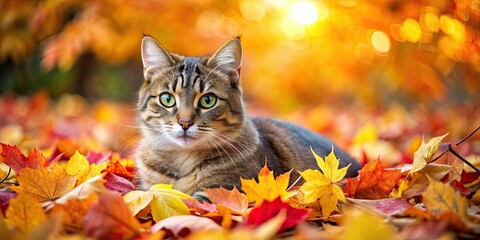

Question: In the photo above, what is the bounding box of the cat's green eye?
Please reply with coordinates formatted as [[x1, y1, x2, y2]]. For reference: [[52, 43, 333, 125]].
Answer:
[[159, 93, 176, 108], [199, 94, 217, 109]]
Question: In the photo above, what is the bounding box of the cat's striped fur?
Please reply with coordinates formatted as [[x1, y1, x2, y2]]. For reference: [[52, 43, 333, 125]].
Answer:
[[136, 36, 361, 196]]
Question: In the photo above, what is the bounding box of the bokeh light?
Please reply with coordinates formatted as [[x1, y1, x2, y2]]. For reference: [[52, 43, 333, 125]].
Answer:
[[371, 30, 391, 54]]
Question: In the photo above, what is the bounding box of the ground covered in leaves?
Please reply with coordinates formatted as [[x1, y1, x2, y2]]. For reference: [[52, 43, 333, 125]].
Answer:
[[1, 93, 480, 239]]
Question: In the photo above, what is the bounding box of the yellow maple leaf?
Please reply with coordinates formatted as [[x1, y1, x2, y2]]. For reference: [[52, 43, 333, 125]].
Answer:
[[240, 164, 294, 204], [411, 133, 448, 173], [10, 164, 77, 202], [422, 177, 467, 217], [123, 184, 192, 222], [66, 151, 106, 186], [5, 194, 47, 232], [66, 151, 89, 175], [299, 148, 349, 217]]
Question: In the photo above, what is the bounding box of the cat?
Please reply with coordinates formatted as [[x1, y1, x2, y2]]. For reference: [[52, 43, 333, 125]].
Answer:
[[135, 35, 361, 197]]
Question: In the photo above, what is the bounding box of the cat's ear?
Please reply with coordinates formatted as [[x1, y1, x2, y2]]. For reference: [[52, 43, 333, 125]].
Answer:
[[207, 37, 242, 83], [141, 36, 175, 80]]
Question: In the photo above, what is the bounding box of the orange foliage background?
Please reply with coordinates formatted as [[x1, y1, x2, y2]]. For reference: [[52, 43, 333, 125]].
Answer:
[[2, 0, 479, 108]]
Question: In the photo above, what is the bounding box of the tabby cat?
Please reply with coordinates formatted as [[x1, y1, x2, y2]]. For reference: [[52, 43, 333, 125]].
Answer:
[[136, 36, 361, 197]]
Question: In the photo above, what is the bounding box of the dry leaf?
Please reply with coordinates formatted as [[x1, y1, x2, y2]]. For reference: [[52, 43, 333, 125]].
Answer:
[[5, 194, 47, 232], [241, 164, 294, 205], [123, 184, 192, 222], [84, 191, 141, 239], [422, 177, 467, 217], [10, 164, 76, 202], [204, 187, 248, 215], [411, 134, 448, 173]]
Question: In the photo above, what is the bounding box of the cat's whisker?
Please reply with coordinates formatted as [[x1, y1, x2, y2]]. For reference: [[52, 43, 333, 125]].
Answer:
[[209, 133, 249, 169]]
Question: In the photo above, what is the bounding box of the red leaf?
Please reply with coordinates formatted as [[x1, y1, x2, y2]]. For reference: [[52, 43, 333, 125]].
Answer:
[[1, 144, 46, 172], [86, 151, 112, 164], [245, 197, 310, 233], [103, 173, 135, 194], [84, 191, 141, 240], [376, 198, 411, 216]]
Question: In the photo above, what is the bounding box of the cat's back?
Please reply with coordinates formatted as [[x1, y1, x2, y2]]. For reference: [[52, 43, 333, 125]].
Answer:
[[251, 117, 360, 178]]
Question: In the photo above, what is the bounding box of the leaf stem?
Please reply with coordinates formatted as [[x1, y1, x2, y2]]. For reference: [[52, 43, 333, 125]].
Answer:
[[0, 167, 12, 184], [448, 144, 480, 174]]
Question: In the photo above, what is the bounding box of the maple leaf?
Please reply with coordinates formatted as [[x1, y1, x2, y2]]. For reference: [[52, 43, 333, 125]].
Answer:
[[104, 157, 134, 179], [10, 164, 77, 202], [66, 151, 89, 175], [299, 148, 349, 217], [66, 151, 107, 186], [123, 184, 192, 222], [241, 164, 294, 204], [84, 191, 141, 240], [422, 177, 467, 218], [5, 194, 47, 232], [344, 159, 401, 199], [411, 134, 448, 173], [204, 186, 248, 214], [0, 144, 46, 172], [245, 197, 310, 233]]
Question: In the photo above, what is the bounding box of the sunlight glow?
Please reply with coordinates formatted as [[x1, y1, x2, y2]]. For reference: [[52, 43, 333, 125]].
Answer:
[[289, 1, 324, 26], [371, 30, 391, 54]]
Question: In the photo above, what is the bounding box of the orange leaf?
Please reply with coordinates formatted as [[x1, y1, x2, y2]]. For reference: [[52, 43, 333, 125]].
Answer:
[[50, 193, 98, 233], [344, 160, 401, 199], [10, 164, 76, 202], [241, 164, 293, 204], [84, 191, 141, 239], [104, 157, 133, 179], [5, 194, 46, 232], [204, 187, 248, 215]]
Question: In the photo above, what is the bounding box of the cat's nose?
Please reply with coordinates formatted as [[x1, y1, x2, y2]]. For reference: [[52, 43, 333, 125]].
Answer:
[[178, 119, 193, 131]]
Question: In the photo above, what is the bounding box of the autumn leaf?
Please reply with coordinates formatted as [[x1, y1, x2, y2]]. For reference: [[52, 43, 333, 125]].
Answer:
[[50, 193, 98, 233], [422, 177, 467, 218], [0, 144, 46, 172], [10, 164, 76, 202], [411, 134, 448, 173], [53, 174, 105, 205], [299, 148, 349, 217], [104, 172, 135, 194], [338, 209, 395, 240], [66, 151, 89, 175], [241, 164, 294, 204], [123, 184, 192, 222], [84, 191, 141, 240], [344, 160, 401, 199], [245, 197, 310, 233], [5, 194, 47, 232], [151, 215, 222, 238], [204, 186, 248, 214], [104, 157, 134, 179], [66, 151, 106, 186]]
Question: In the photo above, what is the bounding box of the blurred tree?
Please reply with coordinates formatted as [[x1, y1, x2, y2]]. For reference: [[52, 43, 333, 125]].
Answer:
[[0, 0, 479, 110]]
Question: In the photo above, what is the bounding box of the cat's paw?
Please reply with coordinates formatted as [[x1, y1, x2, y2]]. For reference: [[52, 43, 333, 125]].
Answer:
[[192, 191, 211, 203]]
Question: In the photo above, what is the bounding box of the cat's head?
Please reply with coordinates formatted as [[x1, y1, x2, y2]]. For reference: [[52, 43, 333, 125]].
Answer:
[[138, 36, 245, 150]]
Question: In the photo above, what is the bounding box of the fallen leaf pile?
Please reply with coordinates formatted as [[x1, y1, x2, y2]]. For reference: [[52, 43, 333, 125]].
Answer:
[[1, 94, 480, 239]]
